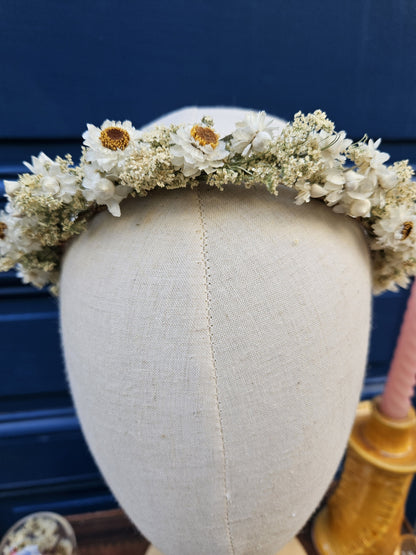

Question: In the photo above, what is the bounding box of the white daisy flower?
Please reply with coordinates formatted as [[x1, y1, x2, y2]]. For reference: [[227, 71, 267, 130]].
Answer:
[[81, 167, 131, 217], [353, 142, 397, 203], [170, 123, 229, 177], [320, 169, 348, 206], [82, 119, 142, 174], [4, 179, 21, 196], [230, 111, 277, 156], [368, 140, 391, 170], [373, 205, 416, 249], [0, 211, 41, 260], [347, 168, 392, 210], [294, 180, 312, 205], [16, 266, 55, 289], [376, 165, 398, 190], [22, 152, 78, 202], [318, 130, 352, 168], [334, 171, 376, 217], [352, 138, 390, 172], [23, 151, 54, 174], [341, 196, 372, 218], [344, 169, 367, 192], [312, 168, 374, 218]]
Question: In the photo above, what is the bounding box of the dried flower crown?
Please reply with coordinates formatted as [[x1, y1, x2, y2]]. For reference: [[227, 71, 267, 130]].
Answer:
[[1, 109, 415, 295]]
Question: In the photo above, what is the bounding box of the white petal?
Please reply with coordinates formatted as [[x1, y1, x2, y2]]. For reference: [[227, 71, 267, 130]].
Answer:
[[310, 184, 326, 198], [107, 202, 121, 217], [252, 131, 271, 153], [4, 180, 20, 195], [349, 199, 372, 218]]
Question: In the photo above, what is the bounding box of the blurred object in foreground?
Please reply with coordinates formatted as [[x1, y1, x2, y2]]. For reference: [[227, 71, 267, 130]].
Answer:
[[0, 512, 77, 555]]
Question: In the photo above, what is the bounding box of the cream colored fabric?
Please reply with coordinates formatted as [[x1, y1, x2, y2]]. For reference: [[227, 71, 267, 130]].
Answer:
[[60, 108, 372, 555]]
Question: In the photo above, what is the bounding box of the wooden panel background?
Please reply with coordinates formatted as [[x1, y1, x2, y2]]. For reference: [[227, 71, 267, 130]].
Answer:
[[1, 0, 416, 537]]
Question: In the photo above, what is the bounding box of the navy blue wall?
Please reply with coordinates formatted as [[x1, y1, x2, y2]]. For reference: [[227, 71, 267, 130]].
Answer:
[[1, 0, 416, 535]]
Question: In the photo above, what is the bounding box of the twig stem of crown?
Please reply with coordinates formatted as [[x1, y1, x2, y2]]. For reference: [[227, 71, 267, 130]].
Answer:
[[1, 110, 415, 294]]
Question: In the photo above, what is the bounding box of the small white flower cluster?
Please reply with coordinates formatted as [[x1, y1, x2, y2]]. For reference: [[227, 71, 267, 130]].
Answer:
[[1, 110, 415, 294], [308, 135, 398, 219]]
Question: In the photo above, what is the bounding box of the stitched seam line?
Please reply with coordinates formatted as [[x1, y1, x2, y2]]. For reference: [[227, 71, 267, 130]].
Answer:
[[196, 189, 235, 555]]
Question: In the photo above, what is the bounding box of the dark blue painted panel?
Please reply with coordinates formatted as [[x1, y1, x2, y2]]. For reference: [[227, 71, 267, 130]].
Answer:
[[0, 144, 81, 168], [0, 296, 66, 397], [0, 410, 96, 486], [1, 1, 416, 141], [0, 407, 116, 533]]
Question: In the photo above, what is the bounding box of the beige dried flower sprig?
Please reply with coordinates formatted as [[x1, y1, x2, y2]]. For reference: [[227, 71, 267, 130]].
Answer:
[[1, 110, 415, 295]]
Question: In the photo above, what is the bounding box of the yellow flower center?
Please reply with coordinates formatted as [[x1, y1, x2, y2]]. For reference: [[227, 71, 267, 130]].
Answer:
[[100, 126, 130, 151], [401, 221, 413, 240], [191, 125, 219, 148]]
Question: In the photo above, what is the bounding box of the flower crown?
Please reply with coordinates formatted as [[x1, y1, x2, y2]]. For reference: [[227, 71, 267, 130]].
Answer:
[[1, 109, 415, 295]]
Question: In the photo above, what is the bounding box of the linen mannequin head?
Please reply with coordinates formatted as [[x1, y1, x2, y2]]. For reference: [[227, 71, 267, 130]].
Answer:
[[58, 108, 372, 555]]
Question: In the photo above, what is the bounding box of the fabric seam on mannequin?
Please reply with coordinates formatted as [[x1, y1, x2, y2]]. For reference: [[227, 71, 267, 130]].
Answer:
[[196, 189, 235, 555]]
